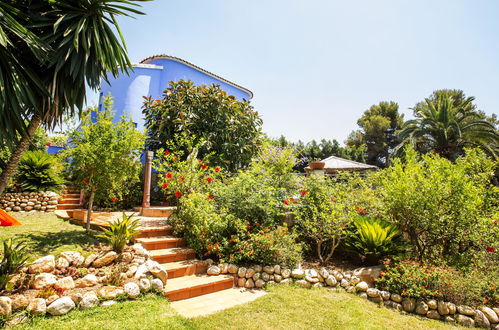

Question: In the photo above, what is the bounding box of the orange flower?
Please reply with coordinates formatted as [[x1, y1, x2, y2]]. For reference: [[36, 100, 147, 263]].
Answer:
[[205, 177, 213, 183], [166, 172, 173, 179]]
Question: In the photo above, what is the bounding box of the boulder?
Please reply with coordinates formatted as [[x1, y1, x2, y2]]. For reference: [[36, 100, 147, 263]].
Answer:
[[254, 279, 265, 288], [238, 267, 247, 278], [437, 301, 451, 315], [119, 252, 133, 263], [254, 265, 262, 272], [101, 300, 117, 307], [480, 307, 499, 324], [350, 276, 361, 285], [98, 286, 122, 300], [5, 313, 28, 327], [415, 301, 428, 315], [47, 297, 75, 316], [326, 275, 338, 287], [27, 298, 46, 315], [28, 255, 55, 274], [402, 298, 416, 313], [132, 243, 149, 256], [280, 278, 293, 285], [252, 272, 261, 282], [443, 316, 455, 323], [237, 278, 246, 287], [359, 293, 368, 299], [245, 268, 255, 279], [380, 291, 390, 300], [80, 292, 99, 309], [263, 265, 274, 274], [92, 251, 117, 268], [70, 293, 83, 305], [138, 278, 151, 292], [291, 269, 305, 279], [207, 266, 221, 276], [152, 278, 164, 292], [76, 274, 99, 288], [305, 275, 319, 283], [427, 299, 437, 310], [355, 281, 368, 291], [281, 269, 291, 278], [346, 285, 356, 293], [227, 264, 238, 274], [296, 280, 311, 288], [426, 310, 440, 320], [333, 271, 344, 281], [46, 295, 59, 305], [305, 269, 318, 278], [11, 295, 29, 311], [146, 259, 168, 284], [455, 314, 475, 327], [56, 257, 70, 269], [244, 278, 255, 289], [274, 274, 282, 283], [32, 273, 57, 289], [390, 294, 402, 303], [54, 276, 75, 290], [273, 265, 281, 275], [319, 268, 329, 279], [340, 279, 350, 288], [351, 265, 382, 286], [457, 305, 475, 316], [83, 254, 99, 267], [261, 272, 270, 282], [60, 251, 84, 267], [219, 263, 229, 274], [474, 310, 490, 328], [124, 282, 141, 299], [134, 263, 149, 278], [0, 297, 12, 316]]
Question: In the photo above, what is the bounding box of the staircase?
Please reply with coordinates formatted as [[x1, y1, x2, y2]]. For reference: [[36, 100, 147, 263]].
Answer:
[[56, 187, 83, 211], [135, 208, 234, 301]]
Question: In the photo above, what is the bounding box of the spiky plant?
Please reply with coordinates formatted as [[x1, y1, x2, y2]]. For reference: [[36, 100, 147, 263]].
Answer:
[[97, 213, 140, 253]]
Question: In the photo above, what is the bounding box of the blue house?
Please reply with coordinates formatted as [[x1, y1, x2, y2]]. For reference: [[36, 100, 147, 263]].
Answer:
[[98, 54, 253, 130]]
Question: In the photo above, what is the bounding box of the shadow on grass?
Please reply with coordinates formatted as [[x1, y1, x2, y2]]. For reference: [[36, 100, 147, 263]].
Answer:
[[15, 230, 104, 257]]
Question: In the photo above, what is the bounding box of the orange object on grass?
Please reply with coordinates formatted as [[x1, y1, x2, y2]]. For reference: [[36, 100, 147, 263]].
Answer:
[[0, 209, 22, 226]]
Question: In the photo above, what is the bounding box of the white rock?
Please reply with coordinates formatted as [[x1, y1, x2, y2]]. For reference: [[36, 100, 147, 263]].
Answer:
[[380, 291, 390, 300], [60, 251, 84, 267], [366, 288, 379, 298], [263, 266, 274, 274], [355, 281, 368, 291], [0, 297, 12, 316], [76, 274, 99, 288], [54, 276, 75, 290], [273, 265, 281, 274], [219, 263, 229, 274], [255, 279, 265, 288], [227, 264, 238, 274], [28, 255, 55, 274], [146, 259, 168, 284], [480, 307, 499, 323], [244, 278, 255, 289], [124, 282, 141, 299], [291, 269, 305, 279], [296, 280, 311, 288], [11, 295, 29, 311], [27, 298, 46, 315], [92, 251, 117, 268], [56, 257, 70, 269], [390, 293, 402, 303], [138, 278, 151, 292], [98, 286, 122, 300], [134, 263, 149, 278], [340, 279, 349, 288], [132, 243, 149, 256], [47, 297, 75, 316], [325, 275, 337, 287], [101, 300, 117, 307], [319, 268, 329, 279], [281, 269, 291, 278], [207, 265, 221, 276], [84, 254, 98, 267], [80, 292, 99, 309], [350, 276, 361, 285], [238, 267, 247, 278], [305, 269, 318, 278], [152, 278, 164, 291], [32, 273, 57, 289]]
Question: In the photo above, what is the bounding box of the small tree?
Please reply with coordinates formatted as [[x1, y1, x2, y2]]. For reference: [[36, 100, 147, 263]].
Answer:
[[63, 97, 145, 232], [143, 80, 263, 172], [294, 176, 355, 263]]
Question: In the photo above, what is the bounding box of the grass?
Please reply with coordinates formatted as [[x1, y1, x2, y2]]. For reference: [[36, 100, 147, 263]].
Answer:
[[0, 212, 102, 261], [15, 286, 466, 330]]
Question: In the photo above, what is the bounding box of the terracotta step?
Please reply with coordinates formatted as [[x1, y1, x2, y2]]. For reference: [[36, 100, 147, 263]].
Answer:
[[59, 198, 80, 205], [161, 260, 208, 279], [135, 236, 185, 250], [62, 193, 80, 199], [164, 275, 234, 301], [56, 203, 83, 210], [136, 226, 173, 239], [140, 206, 175, 217], [150, 247, 196, 263]]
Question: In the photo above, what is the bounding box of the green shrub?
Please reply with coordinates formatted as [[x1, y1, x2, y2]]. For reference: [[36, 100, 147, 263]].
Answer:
[[97, 213, 140, 253], [0, 239, 28, 291], [345, 216, 407, 264], [374, 148, 498, 266], [16, 151, 64, 192]]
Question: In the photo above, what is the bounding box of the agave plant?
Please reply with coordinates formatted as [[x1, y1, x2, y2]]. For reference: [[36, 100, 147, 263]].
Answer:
[[0, 239, 28, 291], [16, 150, 64, 192], [97, 213, 141, 253], [345, 216, 407, 264]]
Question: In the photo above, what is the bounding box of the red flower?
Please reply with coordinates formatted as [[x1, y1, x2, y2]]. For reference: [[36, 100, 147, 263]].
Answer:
[[166, 172, 173, 179], [164, 149, 169, 155], [355, 206, 361, 212], [201, 164, 208, 170], [83, 178, 88, 185], [301, 190, 308, 197], [494, 220, 497, 225], [45, 142, 51, 147], [179, 176, 184, 182], [173, 156, 178, 161], [283, 200, 289, 205], [331, 198, 336, 203], [111, 197, 117, 202], [205, 177, 213, 183], [208, 195, 214, 199], [162, 183, 168, 189], [215, 167, 221, 172], [487, 246, 495, 253], [289, 197, 296, 203], [175, 191, 182, 198], [360, 209, 366, 214]]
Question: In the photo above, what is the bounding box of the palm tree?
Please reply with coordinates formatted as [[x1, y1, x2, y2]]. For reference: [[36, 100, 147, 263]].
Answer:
[[396, 95, 499, 160], [0, 0, 146, 194]]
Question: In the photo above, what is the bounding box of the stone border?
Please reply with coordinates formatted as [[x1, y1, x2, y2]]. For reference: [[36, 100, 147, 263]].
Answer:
[[207, 264, 499, 329], [0, 192, 59, 212]]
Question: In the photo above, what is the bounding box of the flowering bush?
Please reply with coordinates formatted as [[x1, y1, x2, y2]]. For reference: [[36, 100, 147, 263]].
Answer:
[[375, 260, 499, 307]]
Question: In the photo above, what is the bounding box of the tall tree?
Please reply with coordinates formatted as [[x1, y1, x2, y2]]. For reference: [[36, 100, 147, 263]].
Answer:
[[346, 101, 403, 168], [397, 91, 499, 160], [0, 0, 146, 195]]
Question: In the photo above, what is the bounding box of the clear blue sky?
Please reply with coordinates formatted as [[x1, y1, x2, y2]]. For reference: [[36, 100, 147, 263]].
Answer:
[[91, 0, 499, 143]]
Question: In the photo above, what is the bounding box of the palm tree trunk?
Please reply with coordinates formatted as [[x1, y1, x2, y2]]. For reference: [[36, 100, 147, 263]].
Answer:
[[0, 113, 42, 195]]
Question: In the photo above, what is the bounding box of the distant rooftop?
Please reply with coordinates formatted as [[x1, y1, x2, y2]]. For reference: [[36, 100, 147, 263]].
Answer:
[[305, 155, 378, 174]]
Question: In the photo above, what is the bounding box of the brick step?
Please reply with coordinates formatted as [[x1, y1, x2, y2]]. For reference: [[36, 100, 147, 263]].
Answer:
[[150, 247, 196, 264], [136, 226, 173, 239], [59, 198, 80, 205], [56, 203, 83, 210], [164, 275, 234, 301], [135, 236, 185, 250], [62, 193, 80, 199], [161, 260, 207, 279], [140, 206, 175, 218]]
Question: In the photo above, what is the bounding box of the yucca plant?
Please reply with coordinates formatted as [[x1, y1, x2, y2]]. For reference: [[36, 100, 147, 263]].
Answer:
[[16, 150, 64, 192], [0, 239, 28, 291], [345, 216, 407, 264], [97, 213, 140, 253]]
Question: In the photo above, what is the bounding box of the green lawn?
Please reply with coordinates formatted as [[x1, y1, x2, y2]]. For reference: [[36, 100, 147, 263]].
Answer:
[[0, 212, 102, 261], [16, 286, 466, 330]]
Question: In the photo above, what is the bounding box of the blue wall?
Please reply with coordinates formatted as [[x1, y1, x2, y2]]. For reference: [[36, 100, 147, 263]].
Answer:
[[99, 56, 252, 131]]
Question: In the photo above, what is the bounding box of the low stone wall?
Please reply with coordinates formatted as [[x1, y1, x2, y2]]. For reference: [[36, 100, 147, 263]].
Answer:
[[0, 192, 59, 212], [207, 264, 499, 329]]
